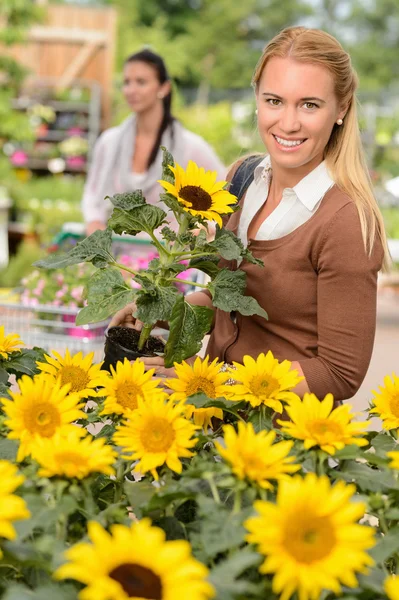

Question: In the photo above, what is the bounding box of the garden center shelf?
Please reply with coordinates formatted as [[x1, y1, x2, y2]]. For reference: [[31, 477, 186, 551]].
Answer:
[[9, 77, 101, 174], [0, 300, 108, 363]]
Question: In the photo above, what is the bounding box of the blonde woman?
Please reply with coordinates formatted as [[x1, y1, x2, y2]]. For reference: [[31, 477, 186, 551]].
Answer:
[[111, 27, 389, 403]]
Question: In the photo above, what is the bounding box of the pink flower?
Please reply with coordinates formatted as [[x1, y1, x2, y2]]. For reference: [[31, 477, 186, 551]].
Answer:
[[71, 286, 83, 300], [11, 150, 28, 166]]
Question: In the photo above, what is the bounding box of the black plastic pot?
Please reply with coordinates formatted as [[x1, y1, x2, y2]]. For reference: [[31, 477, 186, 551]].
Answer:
[[102, 326, 165, 372]]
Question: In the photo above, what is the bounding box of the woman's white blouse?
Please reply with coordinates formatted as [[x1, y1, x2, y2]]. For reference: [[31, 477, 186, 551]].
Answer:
[[238, 155, 334, 247]]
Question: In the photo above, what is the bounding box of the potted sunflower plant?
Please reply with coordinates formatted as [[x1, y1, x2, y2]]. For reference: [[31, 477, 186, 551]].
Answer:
[[34, 148, 267, 370]]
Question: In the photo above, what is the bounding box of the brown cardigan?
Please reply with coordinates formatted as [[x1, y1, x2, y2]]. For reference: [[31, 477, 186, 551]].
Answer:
[[206, 184, 383, 402]]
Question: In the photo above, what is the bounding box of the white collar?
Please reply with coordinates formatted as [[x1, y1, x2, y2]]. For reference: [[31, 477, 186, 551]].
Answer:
[[254, 155, 334, 210]]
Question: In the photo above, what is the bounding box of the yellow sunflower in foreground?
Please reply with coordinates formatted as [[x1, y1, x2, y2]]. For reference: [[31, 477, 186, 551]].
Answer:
[[385, 576, 399, 600], [0, 326, 23, 359], [55, 518, 214, 600], [113, 396, 198, 480], [97, 358, 167, 417], [245, 473, 375, 600], [166, 356, 232, 431], [1, 375, 84, 461], [387, 451, 399, 470], [215, 422, 299, 490], [0, 461, 30, 556], [278, 393, 369, 455], [31, 429, 117, 480], [370, 373, 399, 431], [158, 160, 236, 227], [37, 349, 105, 400], [228, 352, 302, 413]]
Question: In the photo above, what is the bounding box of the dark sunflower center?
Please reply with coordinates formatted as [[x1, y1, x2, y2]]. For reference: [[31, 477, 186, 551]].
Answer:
[[179, 185, 212, 211], [109, 563, 163, 599]]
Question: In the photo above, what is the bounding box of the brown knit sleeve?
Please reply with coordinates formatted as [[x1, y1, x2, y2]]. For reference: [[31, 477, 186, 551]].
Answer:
[[299, 202, 384, 402]]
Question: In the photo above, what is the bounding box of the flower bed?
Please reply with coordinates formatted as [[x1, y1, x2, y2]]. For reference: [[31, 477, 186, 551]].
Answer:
[[0, 329, 399, 599]]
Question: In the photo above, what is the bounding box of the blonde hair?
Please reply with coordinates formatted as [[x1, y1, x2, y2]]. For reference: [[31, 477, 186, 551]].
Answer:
[[252, 26, 390, 271]]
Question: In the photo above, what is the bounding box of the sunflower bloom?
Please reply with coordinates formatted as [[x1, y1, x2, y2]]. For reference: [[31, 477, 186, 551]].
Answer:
[[0, 326, 23, 359], [386, 451, 399, 470], [37, 349, 105, 400], [113, 396, 198, 480], [370, 373, 399, 431], [278, 393, 369, 455], [55, 518, 214, 600], [166, 356, 232, 430], [97, 358, 167, 417], [228, 352, 302, 413], [0, 461, 30, 556], [215, 422, 299, 489], [31, 429, 117, 479], [2, 375, 84, 461], [385, 576, 399, 600], [245, 473, 375, 600], [158, 160, 236, 227]]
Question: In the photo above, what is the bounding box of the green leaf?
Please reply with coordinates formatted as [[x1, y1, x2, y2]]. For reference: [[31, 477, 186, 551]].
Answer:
[[75, 268, 136, 325], [0, 382, 11, 399], [164, 296, 214, 368], [370, 527, 399, 563], [189, 257, 220, 278], [385, 508, 399, 519], [210, 228, 263, 267], [136, 286, 179, 325], [108, 189, 146, 210], [248, 407, 273, 432], [208, 269, 268, 319], [108, 205, 167, 237], [370, 432, 398, 455], [0, 439, 18, 461], [209, 547, 262, 600], [188, 393, 234, 410], [196, 497, 251, 559], [152, 516, 186, 540], [334, 445, 364, 460], [124, 480, 157, 517], [2, 583, 78, 600], [5, 348, 46, 378], [0, 365, 9, 384], [332, 462, 399, 492], [357, 567, 386, 594], [34, 228, 113, 269]]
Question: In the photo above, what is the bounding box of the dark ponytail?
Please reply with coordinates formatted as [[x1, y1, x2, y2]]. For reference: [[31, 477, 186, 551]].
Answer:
[[125, 49, 175, 169]]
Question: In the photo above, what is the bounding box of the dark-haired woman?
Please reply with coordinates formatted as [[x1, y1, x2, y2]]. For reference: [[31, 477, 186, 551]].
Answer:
[[83, 49, 225, 235]]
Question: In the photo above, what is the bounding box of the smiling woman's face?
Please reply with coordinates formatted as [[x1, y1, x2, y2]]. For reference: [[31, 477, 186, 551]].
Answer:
[[256, 57, 346, 175]]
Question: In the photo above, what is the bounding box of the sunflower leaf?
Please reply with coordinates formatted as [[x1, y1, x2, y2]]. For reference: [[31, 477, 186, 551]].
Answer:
[[189, 257, 220, 278], [136, 286, 180, 324], [331, 462, 399, 492], [208, 269, 268, 319], [5, 348, 46, 378], [76, 268, 135, 325], [107, 189, 146, 210], [34, 228, 114, 269], [108, 205, 167, 237], [209, 548, 262, 600], [187, 393, 235, 410], [164, 296, 214, 367], [369, 527, 399, 563]]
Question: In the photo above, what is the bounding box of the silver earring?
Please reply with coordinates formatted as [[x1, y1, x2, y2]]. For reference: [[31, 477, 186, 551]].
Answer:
[[255, 109, 258, 115], [336, 118, 343, 125]]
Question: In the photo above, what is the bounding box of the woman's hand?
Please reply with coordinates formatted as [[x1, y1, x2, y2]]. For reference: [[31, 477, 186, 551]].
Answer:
[[143, 355, 197, 384], [109, 302, 143, 330]]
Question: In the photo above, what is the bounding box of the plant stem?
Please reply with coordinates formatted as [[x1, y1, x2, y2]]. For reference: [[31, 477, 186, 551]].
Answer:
[[205, 473, 220, 504], [138, 323, 154, 351], [113, 262, 139, 277], [233, 488, 241, 514], [171, 277, 208, 288], [114, 462, 125, 504]]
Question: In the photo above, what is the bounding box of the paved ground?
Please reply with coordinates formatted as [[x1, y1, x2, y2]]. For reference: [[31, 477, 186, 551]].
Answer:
[[351, 289, 399, 425]]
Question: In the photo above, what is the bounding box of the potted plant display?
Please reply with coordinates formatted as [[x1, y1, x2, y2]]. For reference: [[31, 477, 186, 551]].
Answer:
[[35, 148, 267, 369]]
